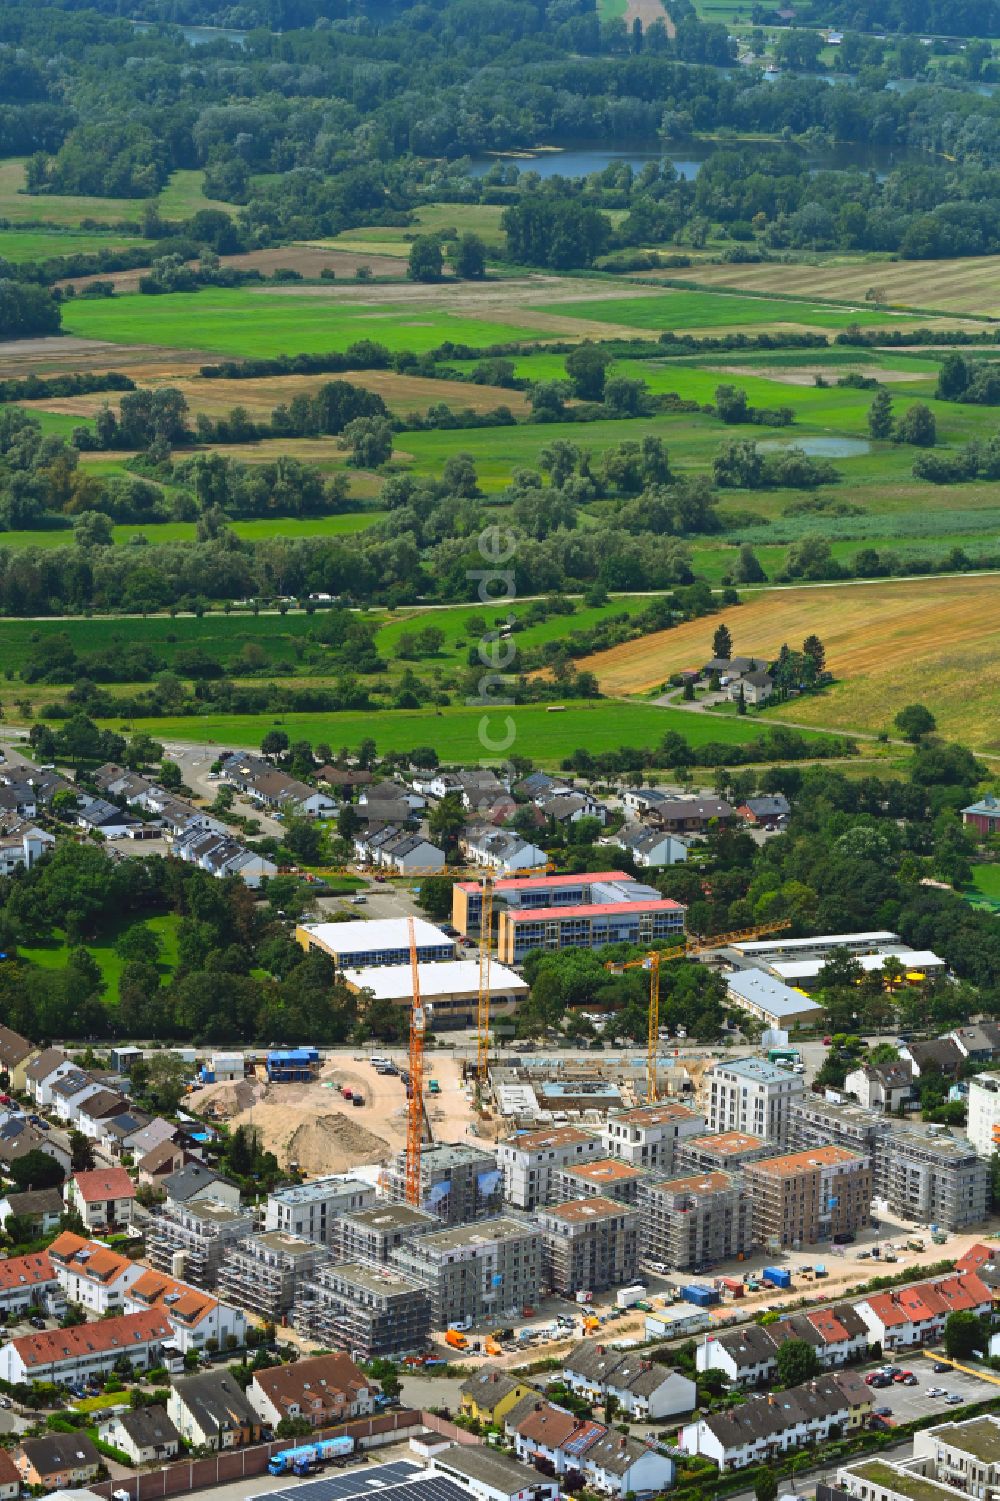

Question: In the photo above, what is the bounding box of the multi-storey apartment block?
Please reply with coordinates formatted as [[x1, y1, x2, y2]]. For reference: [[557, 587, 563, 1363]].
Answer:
[[643, 1171, 752, 1270], [537, 1197, 639, 1296], [706, 1058, 805, 1147], [391, 1217, 542, 1328], [216, 1233, 329, 1321], [292, 1262, 431, 1359], [604, 1102, 705, 1175], [498, 1126, 602, 1212]]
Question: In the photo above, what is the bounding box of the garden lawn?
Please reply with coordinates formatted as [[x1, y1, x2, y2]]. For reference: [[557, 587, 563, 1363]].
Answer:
[[19, 913, 181, 999], [61, 288, 551, 357], [967, 866, 1000, 905], [98, 699, 829, 765]]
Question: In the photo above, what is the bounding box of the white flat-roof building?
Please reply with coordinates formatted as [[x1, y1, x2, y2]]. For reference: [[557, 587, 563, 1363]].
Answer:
[[967, 1074, 1000, 1160], [725, 969, 824, 1029], [342, 960, 527, 1028], [731, 930, 899, 960], [295, 918, 456, 969], [769, 950, 945, 985], [706, 1058, 804, 1147]]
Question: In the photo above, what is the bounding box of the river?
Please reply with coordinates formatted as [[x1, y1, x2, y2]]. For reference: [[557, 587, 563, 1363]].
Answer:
[[131, 20, 249, 46]]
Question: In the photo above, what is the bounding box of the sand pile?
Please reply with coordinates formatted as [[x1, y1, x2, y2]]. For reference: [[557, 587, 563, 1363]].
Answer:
[[284, 1114, 392, 1174], [188, 1078, 264, 1119]]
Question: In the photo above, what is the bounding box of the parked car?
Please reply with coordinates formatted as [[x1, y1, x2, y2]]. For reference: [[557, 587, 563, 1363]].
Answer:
[[902, 1375, 918, 1386], [946, 1394, 964, 1405], [927, 1388, 946, 1398], [873, 1406, 893, 1417], [893, 1371, 914, 1383], [933, 1362, 951, 1373]]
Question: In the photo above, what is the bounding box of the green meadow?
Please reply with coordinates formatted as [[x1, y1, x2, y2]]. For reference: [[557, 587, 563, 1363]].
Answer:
[[547, 289, 911, 332], [61, 288, 551, 357], [0, 229, 150, 262], [0, 511, 385, 551], [99, 699, 830, 763], [20, 913, 181, 999]]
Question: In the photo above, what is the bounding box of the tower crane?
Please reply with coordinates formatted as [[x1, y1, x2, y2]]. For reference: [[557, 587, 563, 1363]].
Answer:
[[476, 876, 494, 1087], [404, 915, 426, 1207], [607, 919, 793, 1104]]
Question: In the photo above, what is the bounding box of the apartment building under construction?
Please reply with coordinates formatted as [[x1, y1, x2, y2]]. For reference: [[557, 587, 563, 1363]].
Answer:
[[642, 1171, 753, 1271], [537, 1196, 640, 1295], [390, 1217, 542, 1328], [146, 1200, 254, 1288], [292, 1262, 431, 1359], [216, 1232, 329, 1321], [743, 1146, 872, 1248]]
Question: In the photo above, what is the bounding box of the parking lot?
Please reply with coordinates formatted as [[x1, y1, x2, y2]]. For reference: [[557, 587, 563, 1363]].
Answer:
[[863, 1357, 1000, 1423]]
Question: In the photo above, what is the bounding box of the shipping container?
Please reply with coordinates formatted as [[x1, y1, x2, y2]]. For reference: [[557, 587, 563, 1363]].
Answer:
[[681, 1284, 719, 1307], [763, 1266, 792, 1289], [616, 1284, 646, 1310]]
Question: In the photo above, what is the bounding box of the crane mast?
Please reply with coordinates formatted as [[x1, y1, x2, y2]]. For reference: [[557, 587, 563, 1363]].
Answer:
[[404, 916, 426, 1206], [476, 877, 494, 1086]]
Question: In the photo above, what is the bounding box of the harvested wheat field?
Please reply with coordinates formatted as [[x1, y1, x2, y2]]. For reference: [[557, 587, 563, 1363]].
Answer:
[[578, 576, 1000, 750], [676, 256, 1000, 318]]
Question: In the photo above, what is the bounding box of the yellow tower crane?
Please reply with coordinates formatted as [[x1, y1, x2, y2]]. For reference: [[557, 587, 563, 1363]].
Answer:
[[476, 876, 494, 1086], [607, 919, 793, 1104]]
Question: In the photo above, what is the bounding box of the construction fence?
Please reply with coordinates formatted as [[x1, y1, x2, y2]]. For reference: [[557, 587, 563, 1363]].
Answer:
[[89, 1408, 424, 1500]]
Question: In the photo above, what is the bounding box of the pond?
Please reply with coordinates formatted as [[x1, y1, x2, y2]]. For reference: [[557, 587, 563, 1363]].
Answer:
[[466, 136, 924, 181], [758, 437, 872, 459], [132, 20, 249, 46]]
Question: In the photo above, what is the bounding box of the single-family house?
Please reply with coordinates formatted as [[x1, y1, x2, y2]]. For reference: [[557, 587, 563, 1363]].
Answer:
[[24, 1048, 76, 1106], [578, 1431, 675, 1498], [460, 1367, 536, 1425], [0, 1187, 64, 1236], [844, 1060, 913, 1113], [162, 1162, 240, 1211], [98, 1405, 180, 1466], [609, 826, 688, 868], [0, 1116, 70, 1173], [962, 796, 1000, 837], [728, 671, 773, 707], [0, 1448, 20, 1501], [15, 1434, 101, 1492], [168, 1369, 261, 1451], [738, 795, 790, 829], [48, 1232, 143, 1315], [65, 1168, 136, 1231], [0, 1026, 39, 1091]]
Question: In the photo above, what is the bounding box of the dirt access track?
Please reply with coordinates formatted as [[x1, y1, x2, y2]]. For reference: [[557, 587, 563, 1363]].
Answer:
[[186, 1053, 472, 1173]]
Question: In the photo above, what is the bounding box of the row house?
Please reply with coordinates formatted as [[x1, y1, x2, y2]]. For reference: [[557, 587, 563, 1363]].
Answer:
[[462, 827, 548, 875], [0, 1309, 176, 1386], [679, 1370, 871, 1472], [353, 824, 445, 873], [512, 1400, 675, 1497], [171, 824, 278, 888], [0, 1026, 40, 1093], [167, 1368, 261, 1452], [248, 1351, 374, 1429], [856, 1271, 992, 1350], [220, 753, 335, 817], [695, 1304, 869, 1386], [561, 1342, 695, 1419], [0, 1252, 63, 1320]]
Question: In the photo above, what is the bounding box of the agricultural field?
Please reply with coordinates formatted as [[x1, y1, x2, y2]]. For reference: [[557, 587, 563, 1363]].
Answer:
[[546, 288, 947, 334], [677, 255, 1000, 319], [577, 576, 1000, 752], [98, 697, 832, 765], [0, 229, 151, 262], [0, 160, 239, 228], [328, 202, 509, 253]]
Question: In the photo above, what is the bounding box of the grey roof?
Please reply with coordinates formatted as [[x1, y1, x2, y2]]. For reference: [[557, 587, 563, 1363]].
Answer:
[[907, 1039, 964, 1074], [615, 826, 682, 855], [113, 1405, 180, 1449], [708, 1324, 778, 1369], [170, 1370, 257, 1434], [741, 795, 790, 818], [163, 1163, 229, 1202], [435, 1443, 543, 1496], [0, 1026, 34, 1067], [726, 970, 823, 1020], [77, 1089, 128, 1121], [25, 1047, 70, 1084], [19, 1433, 100, 1475], [579, 1431, 656, 1476], [0, 1187, 63, 1217], [459, 1366, 526, 1404]]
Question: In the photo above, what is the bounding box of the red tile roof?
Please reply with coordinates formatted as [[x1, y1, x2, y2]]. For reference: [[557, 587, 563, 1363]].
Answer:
[[71, 1168, 135, 1204], [13, 1309, 171, 1369], [253, 1353, 371, 1415], [457, 872, 630, 894], [956, 1243, 997, 1275], [48, 1232, 134, 1285], [127, 1269, 218, 1327], [517, 1402, 581, 1448], [0, 1252, 56, 1293], [863, 1272, 990, 1328]]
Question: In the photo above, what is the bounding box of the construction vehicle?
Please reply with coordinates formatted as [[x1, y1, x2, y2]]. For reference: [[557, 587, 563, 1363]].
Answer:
[[605, 919, 792, 1103], [485, 1337, 502, 1356], [428, 1079, 441, 1095]]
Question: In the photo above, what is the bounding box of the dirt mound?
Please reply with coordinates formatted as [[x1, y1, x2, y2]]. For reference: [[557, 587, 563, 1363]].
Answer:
[[284, 1114, 392, 1174], [188, 1078, 264, 1119]]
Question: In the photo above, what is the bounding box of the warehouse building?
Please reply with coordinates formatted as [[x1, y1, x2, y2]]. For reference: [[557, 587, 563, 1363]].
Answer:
[[342, 959, 527, 1029], [383, 1142, 504, 1224], [391, 1218, 542, 1327], [643, 1171, 753, 1271], [295, 918, 456, 969], [730, 930, 900, 961], [291, 1262, 430, 1359], [538, 1197, 639, 1295], [724, 970, 824, 1031]]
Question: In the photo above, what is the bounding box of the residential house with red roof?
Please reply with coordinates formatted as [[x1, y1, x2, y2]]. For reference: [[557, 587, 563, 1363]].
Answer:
[[48, 1232, 143, 1315], [0, 1251, 62, 1319], [0, 1308, 176, 1386], [856, 1272, 991, 1350], [124, 1268, 246, 1354], [249, 1351, 373, 1428], [65, 1167, 136, 1231]]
